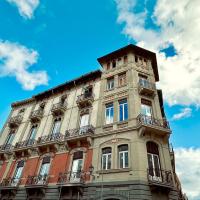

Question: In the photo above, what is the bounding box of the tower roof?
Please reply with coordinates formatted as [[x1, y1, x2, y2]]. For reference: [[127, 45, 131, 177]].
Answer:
[[97, 44, 159, 81]]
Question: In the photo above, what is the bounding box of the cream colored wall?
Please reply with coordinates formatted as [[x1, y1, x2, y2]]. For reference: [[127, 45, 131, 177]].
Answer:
[[92, 52, 173, 184], [0, 77, 101, 145]]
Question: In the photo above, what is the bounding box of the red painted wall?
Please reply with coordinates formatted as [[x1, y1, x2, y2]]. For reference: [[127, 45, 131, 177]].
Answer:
[[20, 157, 39, 185], [6, 160, 16, 178], [84, 149, 93, 171], [0, 161, 8, 181], [48, 153, 69, 183]]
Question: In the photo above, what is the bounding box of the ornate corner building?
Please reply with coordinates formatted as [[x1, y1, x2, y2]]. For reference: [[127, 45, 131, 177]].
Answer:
[[0, 45, 187, 200]]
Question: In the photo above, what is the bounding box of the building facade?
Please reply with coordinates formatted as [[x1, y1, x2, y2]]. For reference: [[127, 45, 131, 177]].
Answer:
[[0, 44, 186, 200]]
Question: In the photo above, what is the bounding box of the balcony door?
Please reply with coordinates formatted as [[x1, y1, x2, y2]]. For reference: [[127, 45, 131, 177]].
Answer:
[[71, 151, 83, 182], [141, 99, 152, 124], [80, 114, 89, 134], [12, 160, 24, 186], [28, 125, 37, 145], [38, 156, 50, 184], [51, 118, 61, 136], [147, 142, 161, 182]]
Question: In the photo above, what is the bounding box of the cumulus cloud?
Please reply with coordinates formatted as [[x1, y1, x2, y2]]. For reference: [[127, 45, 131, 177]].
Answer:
[[175, 148, 200, 200], [115, 0, 200, 106], [0, 40, 48, 90], [6, 0, 39, 19], [172, 107, 192, 120]]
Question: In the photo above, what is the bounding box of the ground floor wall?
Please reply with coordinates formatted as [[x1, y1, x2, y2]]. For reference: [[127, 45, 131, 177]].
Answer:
[[0, 181, 179, 200]]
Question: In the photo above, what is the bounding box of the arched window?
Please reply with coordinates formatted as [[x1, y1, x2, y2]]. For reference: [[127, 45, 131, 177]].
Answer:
[[102, 147, 112, 170], [146, 142, 161, 181], [118, 144, 128, 168]]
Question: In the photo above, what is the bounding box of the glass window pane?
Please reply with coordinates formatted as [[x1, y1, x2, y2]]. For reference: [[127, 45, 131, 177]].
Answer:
[[107, 154, 111, 169], [119, 152, 123, 168], [124, 103, 128, 120], [105, 104, 114, 124], [125, 152, 128, 167]]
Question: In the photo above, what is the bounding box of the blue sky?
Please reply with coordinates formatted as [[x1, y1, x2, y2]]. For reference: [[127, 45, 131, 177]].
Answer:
[[0, 1, 199, 198]]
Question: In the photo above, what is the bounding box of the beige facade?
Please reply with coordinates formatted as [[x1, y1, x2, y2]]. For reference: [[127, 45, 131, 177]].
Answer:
[[0, 44, 186, 200]]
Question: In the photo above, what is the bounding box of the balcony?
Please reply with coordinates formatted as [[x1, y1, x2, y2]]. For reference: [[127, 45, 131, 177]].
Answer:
[[0, 177, 20, 188], [37, 133, 64, 152], [76, 93, 94, 108], [30, 109, 43, 123], [13, 139, 36, 157], [0, 144, 13, 160], [147, 168, 174, 189], [138, 79, 156, 97], [137, 114, 171, 136], [51, 102, 67, 116], [8, 115, 22, 128], [26, 175, 48, 188], [57, 171, 89, 186], [65, 125, 94, 146]]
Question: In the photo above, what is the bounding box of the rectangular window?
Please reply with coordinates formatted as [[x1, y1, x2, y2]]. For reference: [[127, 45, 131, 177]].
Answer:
[[12, 160, 24, 186], [71, 151, 83, 181], [105, 103, 114, 124], [124, 55, 128, 63], [39, 157, 50, 177], [28, 125, 37, 145], [118, 73, 127, 87], [119, 99, 128, 121], [5, 132, 15, 149], [51, 119, 61, 135], [119, 151, 128, 168], [118, 145, 128, 168], [80, 114, 89, 127], [107, 77, 114, 90], [102, 148, 111, 170], [112, 61, 116, 68]]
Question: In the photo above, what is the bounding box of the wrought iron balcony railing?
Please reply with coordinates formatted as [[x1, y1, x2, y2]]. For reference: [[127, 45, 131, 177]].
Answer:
[[8, 115, 23, 128], [57, 171, 89, 185], [0, 144, 13, 152], [139, 79, 156, 90], [65, 125, 95, 139], [30, 109, 43, 122], [14, 139, 36, 149], [51, 102, 67, 115], [137, 114, 170, 130], [147, 168, 173, 187], [37, 133, 64, 144], [0, 177, 20, 187], [76, 93, 94, 108], [26, 174, 48, 186]]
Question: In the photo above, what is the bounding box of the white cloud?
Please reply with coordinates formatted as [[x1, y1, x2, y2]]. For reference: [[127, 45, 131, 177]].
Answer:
[[172, 107, 192, 120], [115, 0, 200, 106], [6, 0, 39, 19], [175, 148, 200, 200], [0, 40, 48, 90]]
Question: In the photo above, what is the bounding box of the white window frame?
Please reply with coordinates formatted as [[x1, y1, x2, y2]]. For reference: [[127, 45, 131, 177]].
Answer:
[[107, 78, 114, 90], [105, 103, 114, 124], [119, 150, 129, 168], [119, 99, 128, 121]]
